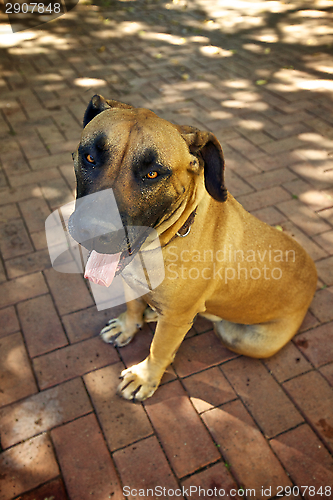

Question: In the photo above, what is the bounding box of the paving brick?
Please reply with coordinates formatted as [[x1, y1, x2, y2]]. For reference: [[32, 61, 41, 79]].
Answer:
[[0, 434, 59, 500], [29, 152, 70, 171], [270, 424, 333, 500], [284, 371, 333, 453], [17, 89, 43, 113], [113, 436, 180, 499], [283, 177, 314, 196], [223, 149, 261, 177], [30, 228, 48, 250], [299, 310, 320, 332], [249, 210, 287, 234], [0, 306, 20, 339], [0, 203, 20, 222], [227, 136, 266, 160], [144, 380, 220, 478], [181, 462, 242, 500], [0, 186, 44, 207], [0, 332, 37, 408], [319, 206, 333, 226], [40, 177, 74, 209], [33, 335, 118, 390], [1, 153, 31, 178], [310, 286, 333, 323], [277, 199, 331, 236], [202, 400, 292, 499], [294, 322, 333, 368], [5, 249, 52, 279], [320, 363, 333, 387], [0, 169, 8, 189], [19, 197, 51, 233], [313, 230, 333, 256], [266, 121, 310, 140], [0, 261, 6, 285], [62, 305, 114, 343], [259, 136, 304, 155], [37, 124, 64, 145], [238, 129, 273, 147], [192, 315, 214, 334], [0, 218, 34, 259], [247, 167, 296, 190], [2, 106, 26, 129], [15, 477, 69, 500], [84, 363, 153, 451], [17, 294, 68, 357], [59, 163, 76, 190], [18, 133, 48, 160], [290, 162, 333, 190], [182, 366, 237, 413], [0, 272, 48, 309], [316, 256, 333, 286], [0, 139, 21, 160], [280, 220, 328, 261], [44, 267, 94, 315], [51, 413, 123, 500], [253, 150, 301, 172], [173, 330, 237, 378], [221, 357, 303, 438], [0, 378, 92, 448], [263, 341, 312, 383], [224, 169, 253, 197], [237, 186, 291, 212], [53, 110, 81, 140], [290, 185, 333, 213], [9, 168, 60, 188]]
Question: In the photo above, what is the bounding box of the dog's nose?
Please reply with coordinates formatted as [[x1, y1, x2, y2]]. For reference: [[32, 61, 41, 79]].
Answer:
[[69, 213, 116, 242], [68, 211, 128, 254]]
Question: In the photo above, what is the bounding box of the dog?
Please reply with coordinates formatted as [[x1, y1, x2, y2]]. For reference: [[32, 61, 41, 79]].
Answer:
[[69, 94, 317, 401]]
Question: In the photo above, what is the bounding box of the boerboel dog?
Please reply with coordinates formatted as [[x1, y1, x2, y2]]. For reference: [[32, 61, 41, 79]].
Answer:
[[69, 95, 317, 401]]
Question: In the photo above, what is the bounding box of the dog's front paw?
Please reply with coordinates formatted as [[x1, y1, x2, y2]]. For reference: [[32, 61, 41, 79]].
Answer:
[[117, 359, 161, 401], [100, 312, 140, 347]]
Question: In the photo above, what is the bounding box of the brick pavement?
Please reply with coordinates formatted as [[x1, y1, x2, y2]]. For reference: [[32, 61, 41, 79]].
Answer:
[[0, 0, 333, 498]]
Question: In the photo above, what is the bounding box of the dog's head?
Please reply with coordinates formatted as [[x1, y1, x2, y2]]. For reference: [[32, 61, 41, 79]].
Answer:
[[69, 95, 227, 258]]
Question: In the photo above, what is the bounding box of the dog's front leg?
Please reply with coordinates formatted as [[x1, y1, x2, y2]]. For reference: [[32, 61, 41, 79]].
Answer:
[[100, 295, 148, 347], [117, 318, 191, 401]]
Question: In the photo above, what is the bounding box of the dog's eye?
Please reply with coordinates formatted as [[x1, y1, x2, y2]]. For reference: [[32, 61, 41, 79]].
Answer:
[[146, 171, 158, 179], [85, 154, 95, 164]]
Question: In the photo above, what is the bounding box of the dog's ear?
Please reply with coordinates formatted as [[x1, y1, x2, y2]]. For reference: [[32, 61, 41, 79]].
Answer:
[[179, 126, 227, 202], [83, 95, 133, 128]]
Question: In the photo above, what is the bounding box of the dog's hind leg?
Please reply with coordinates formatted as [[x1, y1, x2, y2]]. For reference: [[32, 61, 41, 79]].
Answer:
[[213, 312, 307, 359]]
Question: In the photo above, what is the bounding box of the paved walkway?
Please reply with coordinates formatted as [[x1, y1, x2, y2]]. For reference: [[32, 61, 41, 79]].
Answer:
[[0, 0, 333, 498]]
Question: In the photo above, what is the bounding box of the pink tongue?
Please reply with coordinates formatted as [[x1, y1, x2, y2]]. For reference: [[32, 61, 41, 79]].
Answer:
[[84, 250, 121, 287]]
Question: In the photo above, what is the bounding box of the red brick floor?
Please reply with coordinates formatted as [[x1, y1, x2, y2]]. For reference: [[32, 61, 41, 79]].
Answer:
[[0, 1, 333, 499]]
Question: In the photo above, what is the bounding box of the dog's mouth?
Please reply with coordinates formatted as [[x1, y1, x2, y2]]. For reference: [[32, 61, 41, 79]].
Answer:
[[68, 223, 152, 287]]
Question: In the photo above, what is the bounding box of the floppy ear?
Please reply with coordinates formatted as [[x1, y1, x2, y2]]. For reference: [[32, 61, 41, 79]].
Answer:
[[179, 125, 227, 202], [83, 94, 133, 128]]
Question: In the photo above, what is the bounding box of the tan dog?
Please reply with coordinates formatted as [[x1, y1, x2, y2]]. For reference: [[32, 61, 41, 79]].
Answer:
[[70, 95, 317, 401]]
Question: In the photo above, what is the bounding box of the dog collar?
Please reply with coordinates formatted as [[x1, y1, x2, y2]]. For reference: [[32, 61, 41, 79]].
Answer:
[[176, 209, 197, 238]]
